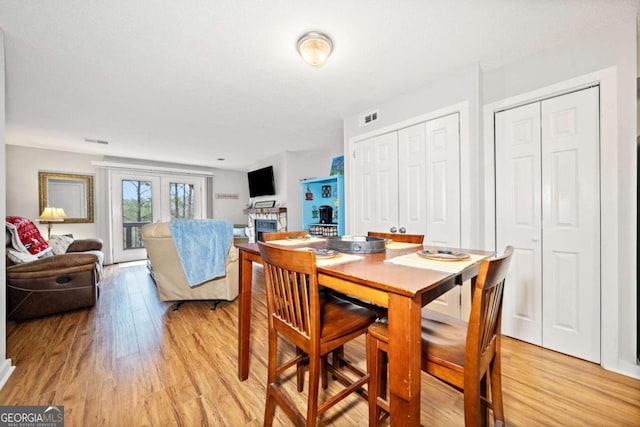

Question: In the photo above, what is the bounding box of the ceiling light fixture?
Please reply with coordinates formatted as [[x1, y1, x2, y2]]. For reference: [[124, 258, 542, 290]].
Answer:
[[297, 31, 333, 67]]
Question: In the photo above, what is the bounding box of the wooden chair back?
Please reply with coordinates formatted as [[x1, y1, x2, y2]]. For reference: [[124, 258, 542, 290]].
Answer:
[[466, 245, 513, 381], [367, 231, 424, 244], [258, 242, 319, 348], [262, 230, 308, 241], [258, 241, 376, 426]]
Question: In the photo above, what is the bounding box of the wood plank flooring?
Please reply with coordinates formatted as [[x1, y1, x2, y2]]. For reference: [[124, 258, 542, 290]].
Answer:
[[1, 263, 639, 426]]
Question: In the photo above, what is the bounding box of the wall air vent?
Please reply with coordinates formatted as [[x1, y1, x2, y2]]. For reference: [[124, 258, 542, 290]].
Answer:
[[84, 138, 109, 145], [358, 109, 379, 128]]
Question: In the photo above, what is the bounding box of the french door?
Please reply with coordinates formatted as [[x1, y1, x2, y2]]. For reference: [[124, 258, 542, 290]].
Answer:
[[111, 172, 205, 263]]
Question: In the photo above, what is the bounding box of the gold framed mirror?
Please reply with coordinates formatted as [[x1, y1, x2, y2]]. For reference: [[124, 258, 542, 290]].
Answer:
[[38, 172, 94, 223]]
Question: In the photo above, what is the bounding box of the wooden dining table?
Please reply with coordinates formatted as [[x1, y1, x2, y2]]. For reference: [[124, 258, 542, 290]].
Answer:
[[235, 239, 493, 426]]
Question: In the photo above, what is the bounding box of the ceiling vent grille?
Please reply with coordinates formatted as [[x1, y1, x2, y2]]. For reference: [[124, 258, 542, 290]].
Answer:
[[358, 110, 379, 128], [84, 138, 109, 145]]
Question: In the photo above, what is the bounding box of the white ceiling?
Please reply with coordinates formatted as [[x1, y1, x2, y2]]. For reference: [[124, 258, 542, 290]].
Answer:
[[1, 1, 638, 171]]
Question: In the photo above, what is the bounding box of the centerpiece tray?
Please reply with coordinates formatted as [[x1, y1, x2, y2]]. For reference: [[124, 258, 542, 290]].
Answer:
[[326, 236, 386, 254]]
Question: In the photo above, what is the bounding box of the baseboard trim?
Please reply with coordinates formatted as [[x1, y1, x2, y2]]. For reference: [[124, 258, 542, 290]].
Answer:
[[0, 358, 15, 390]]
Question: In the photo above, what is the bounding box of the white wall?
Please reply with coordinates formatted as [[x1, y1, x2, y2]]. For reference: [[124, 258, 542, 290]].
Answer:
[[6, 145, 102, 239], [210, 168, 251, 224], [343, 64, 481, 141], [6, 146, 252, 264], [483, 16, 638, 377], [0, 29, 15, 390], [343, 64, 482, 242], [248, 145, 342, 232]]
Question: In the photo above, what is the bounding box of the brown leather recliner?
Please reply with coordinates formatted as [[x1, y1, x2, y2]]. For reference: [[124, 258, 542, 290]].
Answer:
[[6, 229, 103, 320]]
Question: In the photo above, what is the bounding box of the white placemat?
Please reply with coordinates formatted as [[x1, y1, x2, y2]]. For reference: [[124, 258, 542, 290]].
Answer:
[[384, 252, 488, 274], [385, 242, 423, 250], [316, 253, 363, 267], [266, 237, 325, 246]]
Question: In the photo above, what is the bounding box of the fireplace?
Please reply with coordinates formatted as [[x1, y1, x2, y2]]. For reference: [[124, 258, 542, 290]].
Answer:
[[243, 207, 287, 243], [255, 219, 278, 242]]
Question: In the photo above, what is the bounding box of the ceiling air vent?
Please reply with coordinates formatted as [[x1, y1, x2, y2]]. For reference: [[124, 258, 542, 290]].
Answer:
[[358, 109, 379, 128], [84, 138, 109, 145]]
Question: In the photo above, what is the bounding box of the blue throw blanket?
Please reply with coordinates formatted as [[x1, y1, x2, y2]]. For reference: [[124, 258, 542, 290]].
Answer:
[[169, 219, 233, 287]]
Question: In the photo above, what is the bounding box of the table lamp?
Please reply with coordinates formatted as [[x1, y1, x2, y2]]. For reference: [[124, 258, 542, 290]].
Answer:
[[37, 207, 66, 239]]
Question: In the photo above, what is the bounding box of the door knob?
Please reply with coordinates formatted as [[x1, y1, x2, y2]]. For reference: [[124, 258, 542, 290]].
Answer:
[[390, 227, 397, 233], [399, 227, 406, 233], [532, 236, 539, 242]]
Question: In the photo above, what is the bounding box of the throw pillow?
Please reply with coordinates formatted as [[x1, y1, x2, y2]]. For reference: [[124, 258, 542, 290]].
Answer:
[[5, 216, 52, 256], [48, 234, 74, 255]]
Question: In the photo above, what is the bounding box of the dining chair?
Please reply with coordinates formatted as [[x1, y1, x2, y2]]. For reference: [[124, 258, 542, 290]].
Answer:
[[262, 230, 309, 241], [367, 246, 514, 427], [258, 242, 378, 426], [367, 231, 424, 244]]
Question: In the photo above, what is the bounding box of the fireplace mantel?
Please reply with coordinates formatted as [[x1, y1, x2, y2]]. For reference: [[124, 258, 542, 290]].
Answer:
[[243, 207, 287, 215]]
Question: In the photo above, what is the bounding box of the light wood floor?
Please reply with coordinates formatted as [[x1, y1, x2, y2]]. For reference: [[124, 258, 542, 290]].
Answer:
[[1, 263, 639, 426]]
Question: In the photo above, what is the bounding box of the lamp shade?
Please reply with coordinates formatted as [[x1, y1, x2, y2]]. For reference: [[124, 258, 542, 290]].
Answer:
[[297, 32, 333, 67], [54, 208, 67, 219], [38, 207, 65, 222]]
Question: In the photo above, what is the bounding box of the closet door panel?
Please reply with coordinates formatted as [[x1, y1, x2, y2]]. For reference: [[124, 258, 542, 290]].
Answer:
[[374, 133, 399, 233], [398, 123, 427, 235], [352, 138, 376, 236], [496, 102, 543, 345], [425, 113, 460, 248], [424, 113, 462, 318], [352, 132, 398, 235], [541, 87, 600, 363]]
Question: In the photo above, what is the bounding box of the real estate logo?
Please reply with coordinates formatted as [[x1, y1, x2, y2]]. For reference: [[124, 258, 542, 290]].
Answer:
[[0, 405, 64, 427]]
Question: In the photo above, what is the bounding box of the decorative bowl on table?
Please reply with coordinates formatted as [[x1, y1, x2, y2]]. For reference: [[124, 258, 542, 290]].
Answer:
[[326, 236, 386, 254]]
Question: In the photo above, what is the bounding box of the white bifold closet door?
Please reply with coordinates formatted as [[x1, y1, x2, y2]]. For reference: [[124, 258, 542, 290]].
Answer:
[[350, 113, 461, 317], [351, 131, 399, 236], [496, 86, 600, 363]]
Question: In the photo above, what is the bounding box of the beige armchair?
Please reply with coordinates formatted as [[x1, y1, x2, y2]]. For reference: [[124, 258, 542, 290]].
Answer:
[[141, 222, 239, 309]]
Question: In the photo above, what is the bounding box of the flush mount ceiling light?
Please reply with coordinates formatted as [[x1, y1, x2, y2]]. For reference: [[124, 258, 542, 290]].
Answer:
[[297, 31, 333, 67]]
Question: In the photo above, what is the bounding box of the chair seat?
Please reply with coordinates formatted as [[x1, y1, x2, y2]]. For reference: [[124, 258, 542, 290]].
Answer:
[[320, 295, 378, 341], [420, 310, 468, 371], [368, 309, 468, 377]]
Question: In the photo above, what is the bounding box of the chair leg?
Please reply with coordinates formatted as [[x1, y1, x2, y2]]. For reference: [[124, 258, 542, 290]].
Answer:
[[306, 354, 321, 426], [321, 355, 329, 389], [296, 347, 306, 392], [264, 386, 277, 427], [379, 351, 387, 404], [367, 332, 379, 426], [464, 376, 482, 427], [264, 330, 279, 427], [490, 355, 505, 424], [331, 346, 344, 380], [367, 334, 388, 426], [480, 375, 489, 427]]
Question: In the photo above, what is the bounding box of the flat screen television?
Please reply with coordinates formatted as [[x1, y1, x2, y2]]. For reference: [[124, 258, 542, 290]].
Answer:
[[248, 165, 276, 198]]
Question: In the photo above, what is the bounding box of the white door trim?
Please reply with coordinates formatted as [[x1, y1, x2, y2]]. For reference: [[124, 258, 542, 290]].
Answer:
[[482, 66, 633, 375]]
